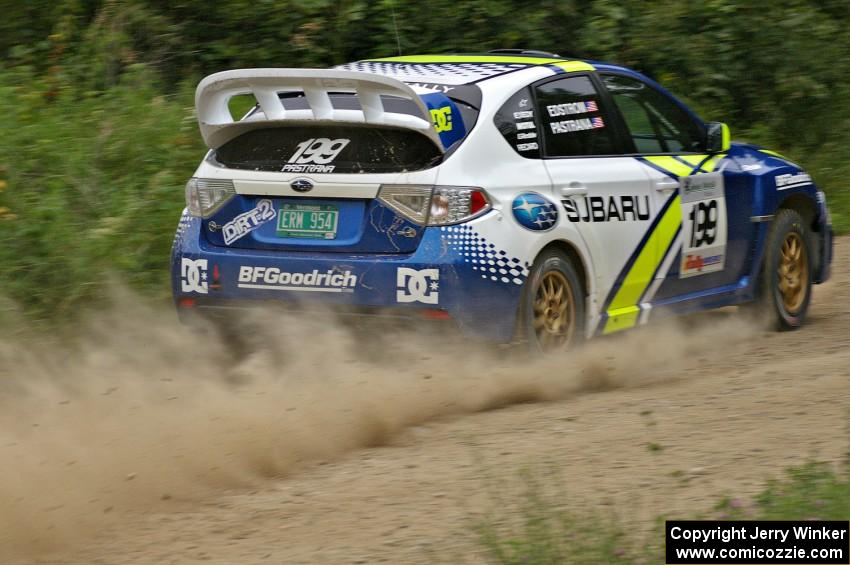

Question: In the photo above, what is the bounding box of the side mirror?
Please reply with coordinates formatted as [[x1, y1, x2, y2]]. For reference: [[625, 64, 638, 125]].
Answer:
[[705, 122, 731, 153]]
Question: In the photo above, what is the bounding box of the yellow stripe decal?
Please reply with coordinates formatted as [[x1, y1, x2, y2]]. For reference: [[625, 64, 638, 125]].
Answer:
[[677, 154, 709, 170], [760, 149, 789, 160], [644, 156, 694, 178], [551, 61, 596, 72], [369, 54, 593, 67], [603, 195, 682, 335], [603, 152, 729, 334], [702, 154, 725, 172], [604, 307, 641, 334]]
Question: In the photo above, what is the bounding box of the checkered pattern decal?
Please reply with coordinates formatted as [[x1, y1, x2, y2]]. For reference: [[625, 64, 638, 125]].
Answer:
[[441, 225, 530, 285], [335, 62, 530, 85]]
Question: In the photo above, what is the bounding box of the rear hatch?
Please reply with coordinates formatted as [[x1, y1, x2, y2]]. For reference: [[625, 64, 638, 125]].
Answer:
[[193, 69, 478, 254]]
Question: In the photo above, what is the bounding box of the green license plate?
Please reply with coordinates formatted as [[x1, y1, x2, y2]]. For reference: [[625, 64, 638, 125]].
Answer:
[[276, 203, 339, 239]]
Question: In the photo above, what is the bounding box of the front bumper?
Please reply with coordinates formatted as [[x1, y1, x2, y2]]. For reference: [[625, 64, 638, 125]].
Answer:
[[171, 212, 528, 343]]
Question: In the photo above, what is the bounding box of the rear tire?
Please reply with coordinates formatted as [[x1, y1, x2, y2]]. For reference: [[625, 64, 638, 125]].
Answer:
[[749, 208, 812, 330], [519, 249, 585, 353]]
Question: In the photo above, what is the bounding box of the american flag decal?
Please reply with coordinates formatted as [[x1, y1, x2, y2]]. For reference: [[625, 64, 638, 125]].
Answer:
[[586, 100, 598, 112], [592, 116, 605, 128]]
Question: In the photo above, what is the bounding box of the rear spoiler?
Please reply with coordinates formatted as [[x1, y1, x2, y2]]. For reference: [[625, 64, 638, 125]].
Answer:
[[195, 68, 442, 149]]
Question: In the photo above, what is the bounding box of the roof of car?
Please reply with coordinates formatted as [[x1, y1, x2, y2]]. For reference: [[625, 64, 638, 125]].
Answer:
[[336, 54, 601, 86]]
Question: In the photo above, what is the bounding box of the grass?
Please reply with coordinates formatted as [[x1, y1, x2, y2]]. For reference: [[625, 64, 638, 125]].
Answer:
[[474, 470, 638, 564], [475, 458, 850, 564], [0, 66, 204, 325]]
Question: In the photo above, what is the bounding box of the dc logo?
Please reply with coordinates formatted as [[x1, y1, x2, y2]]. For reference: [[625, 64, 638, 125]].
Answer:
[[430, 106, 453, 133], [181, 258, 209, 294], [396, 268, 439, 304], [288, 138, 350, 165]]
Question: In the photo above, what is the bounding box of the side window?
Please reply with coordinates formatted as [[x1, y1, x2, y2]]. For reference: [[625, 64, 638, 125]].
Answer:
[[494, 87, 541, 158], [602, 74, 704, 153], [535, 75, 617, 157]]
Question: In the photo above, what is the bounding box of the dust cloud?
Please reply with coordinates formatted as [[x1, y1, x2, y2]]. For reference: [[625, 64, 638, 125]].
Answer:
[[0, 291, 759, 558]]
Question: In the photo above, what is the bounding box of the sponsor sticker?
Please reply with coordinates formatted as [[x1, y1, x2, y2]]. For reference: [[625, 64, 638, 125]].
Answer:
[[222, 199, 276, 245], [430, 106, 453, 133], [237, 266, 357, 293], [516, 121, 536, 131], [281, 138, 350, 173], [512, 193, 558, 231], [181, 258, 209, 294], [513, 110, 534, 119], [549, 116, 605, 134], [516, 142, 539, 152], [546, 100, 598, 117], [407, 82, 455, 94], [679, 173, 728, 278], [775, 172, 813, 190], [562, 195, 650, 223], [397, 268, 440, 304]]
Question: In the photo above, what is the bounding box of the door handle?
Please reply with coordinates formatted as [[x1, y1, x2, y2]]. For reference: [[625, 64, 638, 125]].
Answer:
[[654, 178, 679, 192], [560, 184, 588, 197]]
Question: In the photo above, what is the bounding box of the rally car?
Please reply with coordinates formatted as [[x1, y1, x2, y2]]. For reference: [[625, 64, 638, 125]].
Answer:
[[172, 50, 833, 351]]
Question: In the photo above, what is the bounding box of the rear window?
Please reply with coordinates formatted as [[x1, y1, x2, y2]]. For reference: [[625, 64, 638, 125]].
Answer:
[[494, 87, 541, 158], [213, 125, 443, 173], [213, 92, 478, 173]]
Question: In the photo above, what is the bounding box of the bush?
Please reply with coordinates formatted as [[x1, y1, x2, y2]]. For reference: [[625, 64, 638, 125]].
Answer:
[[0, 66, 203, 323]]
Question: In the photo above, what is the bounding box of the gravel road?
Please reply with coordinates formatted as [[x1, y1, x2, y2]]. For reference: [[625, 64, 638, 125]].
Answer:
[[8, 238, 849, 564]]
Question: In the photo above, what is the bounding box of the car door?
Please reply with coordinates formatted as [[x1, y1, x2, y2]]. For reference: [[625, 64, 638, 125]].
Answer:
[[600, 73, 752, 305], [534, 74, 663, 335]]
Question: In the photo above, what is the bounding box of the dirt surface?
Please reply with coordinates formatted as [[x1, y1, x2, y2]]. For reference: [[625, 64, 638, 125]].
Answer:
[[6, 239, 850, 564]]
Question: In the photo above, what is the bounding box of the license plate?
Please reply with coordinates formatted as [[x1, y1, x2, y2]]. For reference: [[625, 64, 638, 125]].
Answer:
[[276, 204, 339, 239]]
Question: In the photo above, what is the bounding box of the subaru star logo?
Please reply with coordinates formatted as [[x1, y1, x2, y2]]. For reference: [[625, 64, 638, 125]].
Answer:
[[512, 192, 558, 231], [290, 178, 314, 193]]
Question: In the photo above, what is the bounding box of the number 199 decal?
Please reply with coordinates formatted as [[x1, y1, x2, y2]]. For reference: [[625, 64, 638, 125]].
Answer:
[[679, 173, 727, 278], [280, 138, 350, 173]]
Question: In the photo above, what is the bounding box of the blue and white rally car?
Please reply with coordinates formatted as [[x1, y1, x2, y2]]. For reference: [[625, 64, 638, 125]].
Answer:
[[172, 50, 832, 351]]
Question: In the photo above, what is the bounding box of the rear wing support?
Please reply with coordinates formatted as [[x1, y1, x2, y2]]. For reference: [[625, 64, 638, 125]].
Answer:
[[195, 68, 442, 149]]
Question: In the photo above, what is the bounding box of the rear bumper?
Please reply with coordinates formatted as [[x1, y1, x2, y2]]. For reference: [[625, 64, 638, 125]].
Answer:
[[170, 212, 528, 343]]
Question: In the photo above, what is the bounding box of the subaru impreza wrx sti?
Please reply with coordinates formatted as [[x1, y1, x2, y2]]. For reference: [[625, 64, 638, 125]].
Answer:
[[172, 50, 833, 351]]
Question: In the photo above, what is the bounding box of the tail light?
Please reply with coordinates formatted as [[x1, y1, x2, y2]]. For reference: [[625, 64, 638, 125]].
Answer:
[[186, 178, 235, 217], [378, 185, 491, 226]]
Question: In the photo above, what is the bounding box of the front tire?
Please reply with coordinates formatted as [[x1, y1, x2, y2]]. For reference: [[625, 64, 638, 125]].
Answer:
[[751, 208, 812, 330], [519, 249, 585, 352]]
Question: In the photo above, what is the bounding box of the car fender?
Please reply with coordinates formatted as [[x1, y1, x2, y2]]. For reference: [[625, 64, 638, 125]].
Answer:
[[726, 143, 828, 287]]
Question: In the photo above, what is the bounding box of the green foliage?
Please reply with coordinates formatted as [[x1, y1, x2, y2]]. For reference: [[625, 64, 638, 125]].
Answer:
[[2, 0, 850, 321], [475, 470, 636, 564], [715, 461, 850, 521], [0, 66, 202, 322], [477, 459, 850, 564]]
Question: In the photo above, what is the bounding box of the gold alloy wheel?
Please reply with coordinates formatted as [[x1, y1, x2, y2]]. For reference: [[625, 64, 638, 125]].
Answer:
[[532, 271, 576, 350], [778, 232, 809, 313]]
